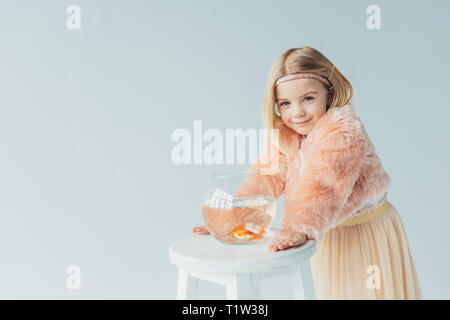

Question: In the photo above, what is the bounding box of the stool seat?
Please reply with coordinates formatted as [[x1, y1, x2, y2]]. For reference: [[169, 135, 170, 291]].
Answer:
[[169, 229, 317, 300]]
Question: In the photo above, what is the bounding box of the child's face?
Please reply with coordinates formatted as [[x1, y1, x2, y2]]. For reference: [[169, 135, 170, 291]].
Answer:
[[275, 78, 330, 136]]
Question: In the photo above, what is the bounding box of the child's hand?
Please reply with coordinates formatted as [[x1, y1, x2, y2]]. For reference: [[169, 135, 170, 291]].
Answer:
[[269, 229, 307, 252], [192, 225, 210, 234]]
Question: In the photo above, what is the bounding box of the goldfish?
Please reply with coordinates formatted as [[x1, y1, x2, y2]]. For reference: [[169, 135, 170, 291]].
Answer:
[[230, 223, 266, 240]]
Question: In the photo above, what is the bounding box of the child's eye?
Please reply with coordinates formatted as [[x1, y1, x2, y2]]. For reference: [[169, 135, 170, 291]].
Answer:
[[278, 96, 314, 107]]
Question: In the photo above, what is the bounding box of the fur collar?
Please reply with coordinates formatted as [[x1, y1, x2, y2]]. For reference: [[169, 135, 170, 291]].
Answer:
[[289, 103, 364, 154]]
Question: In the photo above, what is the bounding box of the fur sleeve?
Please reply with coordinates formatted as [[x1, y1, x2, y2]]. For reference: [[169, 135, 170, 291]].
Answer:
[[281, 118, 366, 242], [233, 149, 288, 201]]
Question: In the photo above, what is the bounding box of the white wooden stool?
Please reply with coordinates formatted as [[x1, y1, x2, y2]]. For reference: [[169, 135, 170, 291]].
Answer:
[[168, 228, 317, 300]]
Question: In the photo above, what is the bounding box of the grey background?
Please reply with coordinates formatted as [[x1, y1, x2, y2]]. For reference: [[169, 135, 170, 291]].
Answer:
[[0, 0, 448, 299]]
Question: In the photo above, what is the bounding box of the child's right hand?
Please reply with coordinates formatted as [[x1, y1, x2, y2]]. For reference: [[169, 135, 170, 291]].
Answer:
[[192, 225, 210, 233]]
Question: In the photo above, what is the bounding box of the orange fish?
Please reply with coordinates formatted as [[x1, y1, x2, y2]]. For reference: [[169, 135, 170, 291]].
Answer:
[[230, 223, 266, 240]]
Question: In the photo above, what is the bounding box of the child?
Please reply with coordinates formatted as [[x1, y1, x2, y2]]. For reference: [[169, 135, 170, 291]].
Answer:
[[193, 46, 422, 299]]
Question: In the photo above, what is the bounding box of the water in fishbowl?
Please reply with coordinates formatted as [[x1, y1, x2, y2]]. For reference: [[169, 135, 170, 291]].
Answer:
[[202, 195, 276, 244]]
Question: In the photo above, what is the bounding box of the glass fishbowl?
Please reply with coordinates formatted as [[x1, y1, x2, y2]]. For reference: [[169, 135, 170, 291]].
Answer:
[[201, 170, 277, 244]]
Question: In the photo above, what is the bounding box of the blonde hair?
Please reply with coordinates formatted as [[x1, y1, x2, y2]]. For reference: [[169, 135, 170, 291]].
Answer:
[[262, 46, 354, 155]]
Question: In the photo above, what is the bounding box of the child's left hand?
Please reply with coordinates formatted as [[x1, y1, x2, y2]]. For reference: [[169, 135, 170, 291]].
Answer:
[[269, 229, 307, 252]]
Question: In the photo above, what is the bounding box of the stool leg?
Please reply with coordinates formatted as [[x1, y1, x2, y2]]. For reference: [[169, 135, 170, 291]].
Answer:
[[226, 274, 261, 300], [177, 268, 199, 300], [292, 261, 316, 300], [252, 281, 262, 300]]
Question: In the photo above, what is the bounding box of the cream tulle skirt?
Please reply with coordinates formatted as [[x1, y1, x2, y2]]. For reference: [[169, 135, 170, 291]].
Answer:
[[309, 200, 422, 299]]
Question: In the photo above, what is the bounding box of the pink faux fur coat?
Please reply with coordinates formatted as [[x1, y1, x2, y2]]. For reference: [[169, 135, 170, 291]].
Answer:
[[237, 103, 391, 242]]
